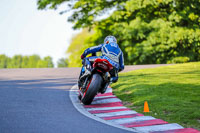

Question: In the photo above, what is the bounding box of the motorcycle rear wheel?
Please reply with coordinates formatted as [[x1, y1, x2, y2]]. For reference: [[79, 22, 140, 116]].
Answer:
[[81, 74, 102, 105]]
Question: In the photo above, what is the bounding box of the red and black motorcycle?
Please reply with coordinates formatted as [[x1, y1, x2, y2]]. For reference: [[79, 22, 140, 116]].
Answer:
[[78, 58, 113, 105]]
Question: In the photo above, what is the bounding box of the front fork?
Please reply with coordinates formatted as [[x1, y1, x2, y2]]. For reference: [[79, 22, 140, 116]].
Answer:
[[82, 76, 89, 90], [79, 75, 90, 98]]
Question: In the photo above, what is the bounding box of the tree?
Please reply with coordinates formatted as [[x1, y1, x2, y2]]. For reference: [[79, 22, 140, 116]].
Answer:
[[28, 55, 41, 68], [37, 0, 200, 65], [66, 28, 95, 67], [0, 54, 55, 68], [44, 56, 54, 68], [0, 54, 8, 68], [37, 0, 127, 29], [11, 55, 23, 68], [57, 58, 68, 67], [36, 60, 48, 68], [21, 56, 29, 68]]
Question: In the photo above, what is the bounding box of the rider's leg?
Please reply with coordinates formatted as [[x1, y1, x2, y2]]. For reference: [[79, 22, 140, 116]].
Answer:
[[101, 55, 119, 83], [109, 68, 118, 83], [100, 67, 118, 94]]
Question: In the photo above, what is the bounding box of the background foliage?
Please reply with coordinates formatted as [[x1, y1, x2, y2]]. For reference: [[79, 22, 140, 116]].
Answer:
[[37, 0, 200, 67], [0, 54, 55, 68], [112, 62, 200, 129], [57, 58, 69, 67]]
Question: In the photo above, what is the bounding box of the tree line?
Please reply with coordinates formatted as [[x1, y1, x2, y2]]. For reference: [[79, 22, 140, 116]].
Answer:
[[38, 0, 200, 66], [0, 54, 68, 68]]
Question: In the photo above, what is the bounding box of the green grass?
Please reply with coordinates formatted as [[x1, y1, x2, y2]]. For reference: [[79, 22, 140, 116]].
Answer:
[[111, 62, 200, 130]]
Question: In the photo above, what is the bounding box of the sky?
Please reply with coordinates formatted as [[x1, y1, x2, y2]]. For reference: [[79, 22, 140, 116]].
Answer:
[[0, 0, 80, 67]]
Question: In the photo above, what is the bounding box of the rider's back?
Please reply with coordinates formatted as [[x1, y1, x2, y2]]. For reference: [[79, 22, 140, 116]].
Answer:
[[101, 42, 122, 63]]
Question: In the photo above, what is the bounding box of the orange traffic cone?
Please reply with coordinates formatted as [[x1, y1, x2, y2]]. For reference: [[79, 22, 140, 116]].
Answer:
[[144, 101, 149, 112]]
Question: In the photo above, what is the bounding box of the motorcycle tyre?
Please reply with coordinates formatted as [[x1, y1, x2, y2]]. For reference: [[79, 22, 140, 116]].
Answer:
[[78, 94, 82, 100], [81, 74, 102, 105]]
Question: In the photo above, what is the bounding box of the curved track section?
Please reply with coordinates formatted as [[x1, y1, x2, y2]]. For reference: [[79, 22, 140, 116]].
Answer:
[[70, 85, 137, 132], [1, 65, 187, 133], [0, 68, 134, 133], [70, 85, 199, 133]]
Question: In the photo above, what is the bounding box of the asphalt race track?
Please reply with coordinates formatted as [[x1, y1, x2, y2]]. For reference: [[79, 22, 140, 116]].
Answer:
[[0, 65, 168, 133]]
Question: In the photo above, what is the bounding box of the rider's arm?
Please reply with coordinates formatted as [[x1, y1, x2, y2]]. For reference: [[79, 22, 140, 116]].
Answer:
[[119, 51, 124, 72], [82, 44, 103, 58]]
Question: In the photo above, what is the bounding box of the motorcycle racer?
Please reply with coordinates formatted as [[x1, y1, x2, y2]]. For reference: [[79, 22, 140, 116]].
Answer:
[[79, 35, 124, 84]]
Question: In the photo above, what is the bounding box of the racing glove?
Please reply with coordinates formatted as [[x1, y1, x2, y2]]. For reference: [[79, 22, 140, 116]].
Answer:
[[81, 54, 84, 59]]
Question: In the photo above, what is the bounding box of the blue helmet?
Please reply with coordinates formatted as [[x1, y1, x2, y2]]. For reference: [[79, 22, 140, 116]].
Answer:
[[104, 35, 117, 44]]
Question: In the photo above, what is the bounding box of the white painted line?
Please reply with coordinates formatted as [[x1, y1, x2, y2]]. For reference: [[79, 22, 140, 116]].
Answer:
[[94, 96, 117, 100], [86, 106, 128, 111], [94, 95, 116, 99], [92, 98, 121, 104], [95, 110, 138, 117], [134, 123, 184, 133], [108, 116, 155, 124], [105, 88, 112, 93], [69, 85, 138, 132]]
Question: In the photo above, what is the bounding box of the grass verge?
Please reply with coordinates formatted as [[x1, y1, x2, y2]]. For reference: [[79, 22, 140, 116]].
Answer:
[[111, 62, 200, 130]]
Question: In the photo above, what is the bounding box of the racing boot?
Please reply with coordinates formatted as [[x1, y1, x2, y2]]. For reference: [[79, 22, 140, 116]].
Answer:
[[110, 77, 118, 83]]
